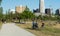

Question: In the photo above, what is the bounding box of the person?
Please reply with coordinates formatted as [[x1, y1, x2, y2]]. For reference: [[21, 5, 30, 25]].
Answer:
[[34, 20, 38, 29], [32, 19, 38, 29], [2, 19, 4, 23], [32, 20, 35, 29], [41, 22, 45, 28]]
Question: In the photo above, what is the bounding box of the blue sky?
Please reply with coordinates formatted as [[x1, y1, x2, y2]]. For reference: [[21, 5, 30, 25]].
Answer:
[[1, 0, 60, 13]]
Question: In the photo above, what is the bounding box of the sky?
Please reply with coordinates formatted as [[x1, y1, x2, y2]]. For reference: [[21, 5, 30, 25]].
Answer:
[[1, 0, 60, 13]]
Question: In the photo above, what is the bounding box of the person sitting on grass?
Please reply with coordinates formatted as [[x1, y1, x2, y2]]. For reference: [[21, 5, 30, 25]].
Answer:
[[32, 19, 38, 29], [41, 22, 45, 28], [2, 19, 6, 23]]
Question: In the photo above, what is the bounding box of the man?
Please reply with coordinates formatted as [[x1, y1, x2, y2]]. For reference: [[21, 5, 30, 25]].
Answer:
[[32, 19, 38, 29], [41, 22, 45, 28]]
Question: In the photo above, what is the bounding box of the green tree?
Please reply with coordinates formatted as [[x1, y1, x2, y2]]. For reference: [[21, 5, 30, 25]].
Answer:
[[22, 11, 35, 19], [0, 7, 3, 21], [23, 6, 35, 19], [5, 9, 12, 21], [17, 6, 35, 23], [0, 0, 2, 5]]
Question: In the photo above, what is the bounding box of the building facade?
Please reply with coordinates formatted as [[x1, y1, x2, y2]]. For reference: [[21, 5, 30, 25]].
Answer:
[[55, 9, 60, 15], [33, 0, 45, 16], [33, 9, 39, 13], [45, 8, 51, 15], [33, 9, 40, 16], [10, 9, 15, 14], [15, 5, 26, 13]]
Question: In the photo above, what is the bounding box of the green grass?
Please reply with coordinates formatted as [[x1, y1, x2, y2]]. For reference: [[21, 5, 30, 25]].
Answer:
[[39, 26, 60, 36], [0, 22, 3, 30], [16, 21, 60, 36]]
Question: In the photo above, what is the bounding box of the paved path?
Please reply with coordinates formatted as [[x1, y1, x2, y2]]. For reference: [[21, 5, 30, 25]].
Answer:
[[0, 23, 35, 36]]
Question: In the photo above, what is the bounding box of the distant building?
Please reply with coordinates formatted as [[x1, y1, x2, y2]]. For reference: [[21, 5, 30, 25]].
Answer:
[[33, 9, 39, 13], [55, 9, 60, 15], [10, 9, 15, 14], [15, 5, 26, 13], [33, 9, 40, 16], [45, 8, 51, 15], [7, 9, 15, 14]]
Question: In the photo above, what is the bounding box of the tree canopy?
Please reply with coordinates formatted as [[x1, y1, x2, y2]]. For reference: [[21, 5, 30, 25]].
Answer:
[[0, 0, 2, 5]]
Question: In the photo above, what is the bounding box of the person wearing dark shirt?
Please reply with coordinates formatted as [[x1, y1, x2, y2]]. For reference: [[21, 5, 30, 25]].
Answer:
[[41, 22, 45, 28], [32, 19, 38, 29]]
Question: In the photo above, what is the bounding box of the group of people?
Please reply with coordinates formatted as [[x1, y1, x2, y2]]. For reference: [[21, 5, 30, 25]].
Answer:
[[2, 19, 6, 23], [32, 20, 45, 29]]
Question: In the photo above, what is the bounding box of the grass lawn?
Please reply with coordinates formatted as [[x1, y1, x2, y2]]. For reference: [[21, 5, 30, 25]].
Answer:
[[16, 21, 60, 36], [0, 22, 3, 30]]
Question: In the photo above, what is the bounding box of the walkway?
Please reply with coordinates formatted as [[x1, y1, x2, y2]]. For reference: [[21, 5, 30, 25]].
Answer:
[[0, 23, 35, 36]]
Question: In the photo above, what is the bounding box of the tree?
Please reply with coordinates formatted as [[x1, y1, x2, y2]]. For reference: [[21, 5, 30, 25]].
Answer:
[[0, 7, 3, 21], [0, 0, 2, 5], [22, 11, 35, 19], [16, 6, 35, 23], [22, 6, 35, 19], [4, 9, 12, 21], [0, 0, 3, 21]]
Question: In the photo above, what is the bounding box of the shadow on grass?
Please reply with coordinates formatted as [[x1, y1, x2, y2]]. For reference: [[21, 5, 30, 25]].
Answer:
[[25, 27, 41, 31], [14, 22, 25, 24], [26, 26, 60, 33]]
